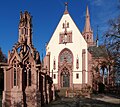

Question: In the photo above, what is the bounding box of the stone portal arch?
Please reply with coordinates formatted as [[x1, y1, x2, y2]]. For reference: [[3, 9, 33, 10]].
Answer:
[[58, 48, 73, 89]]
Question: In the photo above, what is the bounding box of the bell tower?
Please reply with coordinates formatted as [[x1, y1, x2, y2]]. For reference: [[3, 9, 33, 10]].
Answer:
[[82, 6, 94, 46], [18, 11, 32, 45]]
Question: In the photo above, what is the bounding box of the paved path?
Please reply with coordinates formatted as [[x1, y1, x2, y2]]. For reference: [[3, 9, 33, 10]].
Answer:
[[44, 97, 79, 107], [44, 94, 120, 107], [92, 94, 120, 104]]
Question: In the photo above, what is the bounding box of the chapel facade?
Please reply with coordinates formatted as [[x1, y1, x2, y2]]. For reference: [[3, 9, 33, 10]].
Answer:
[[1, 3, 112, 107], [2, 11, 54, 107], [44, 3, 101, 90]]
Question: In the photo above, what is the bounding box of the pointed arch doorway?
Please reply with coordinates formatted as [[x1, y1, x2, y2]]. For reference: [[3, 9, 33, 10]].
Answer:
[[61, 67, 70, 87], [58, 48, 73, 89]]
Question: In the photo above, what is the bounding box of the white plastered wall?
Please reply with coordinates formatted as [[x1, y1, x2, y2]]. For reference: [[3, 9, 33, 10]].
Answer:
[[46, 13, 88, 84]]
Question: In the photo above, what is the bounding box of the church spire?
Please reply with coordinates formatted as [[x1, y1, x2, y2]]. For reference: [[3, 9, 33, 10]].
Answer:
[[84, 6, 92, 32], [82, 6, 94, 45], [64, 2, 69, 14]]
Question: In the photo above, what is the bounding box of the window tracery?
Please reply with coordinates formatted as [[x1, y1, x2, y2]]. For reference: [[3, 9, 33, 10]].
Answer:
[[59, 49, 72, 63], [60, 21, 72, 44], [61, 67, 69, 75], [13, 59, 19, 86], [25, 61, 32, 86]]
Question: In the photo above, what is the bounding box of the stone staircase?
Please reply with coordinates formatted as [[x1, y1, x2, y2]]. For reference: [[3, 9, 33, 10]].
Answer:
[[57, 88, 68, 97]]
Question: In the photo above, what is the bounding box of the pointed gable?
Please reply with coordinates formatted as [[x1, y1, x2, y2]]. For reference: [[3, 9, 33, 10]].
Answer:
[[47, 5, 87, 50]]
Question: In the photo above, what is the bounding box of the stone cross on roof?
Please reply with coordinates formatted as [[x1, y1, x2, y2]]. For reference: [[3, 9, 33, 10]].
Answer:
[[64, 2, 69, 14]]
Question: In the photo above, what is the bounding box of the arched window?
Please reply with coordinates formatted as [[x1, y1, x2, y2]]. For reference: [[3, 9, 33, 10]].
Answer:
[[13, 60, 18, 86], [59, 49, 73, 63], [87, 35, 89, 39]]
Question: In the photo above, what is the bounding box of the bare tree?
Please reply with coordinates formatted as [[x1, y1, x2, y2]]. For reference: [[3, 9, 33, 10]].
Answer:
[[104, 12, 120, 85]]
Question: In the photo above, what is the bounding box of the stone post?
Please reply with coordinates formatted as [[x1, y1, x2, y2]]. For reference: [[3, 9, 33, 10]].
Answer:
[[43, 76, 46, 104], [47, 84, 50, 103], [52, 84, 55, 100], [82, 49, 86, 87]]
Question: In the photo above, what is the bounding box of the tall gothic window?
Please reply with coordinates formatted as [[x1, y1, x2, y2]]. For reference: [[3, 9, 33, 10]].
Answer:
[[24, 68, 27, 87], [24, 61, 32, 87], [14, 68, 17, 86], [13, 60, 18, 86]]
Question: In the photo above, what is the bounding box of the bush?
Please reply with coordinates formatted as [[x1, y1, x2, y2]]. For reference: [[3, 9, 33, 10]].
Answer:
[[81, 84, 92, 93]]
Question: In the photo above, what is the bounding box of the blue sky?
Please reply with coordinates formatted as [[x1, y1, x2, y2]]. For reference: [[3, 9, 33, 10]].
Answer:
[[0, 0, 119, 59]]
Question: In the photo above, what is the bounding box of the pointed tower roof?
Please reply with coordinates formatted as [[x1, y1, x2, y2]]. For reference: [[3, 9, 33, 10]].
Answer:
[[64, 2, 69, 14], [83, 6, 92, 32], [96, 25, 99, 47]]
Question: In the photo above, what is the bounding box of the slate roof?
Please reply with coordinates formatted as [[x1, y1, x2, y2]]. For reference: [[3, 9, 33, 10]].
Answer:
[[88, 45, 108, 58]]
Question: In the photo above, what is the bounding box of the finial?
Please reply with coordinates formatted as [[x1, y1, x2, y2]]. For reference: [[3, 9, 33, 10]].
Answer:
[[86, 5, 89, 18], [96, 25, 99, 47], [64, 2, 69, 14], [65, 2, 68, 10], [96, 25, 99, 40]]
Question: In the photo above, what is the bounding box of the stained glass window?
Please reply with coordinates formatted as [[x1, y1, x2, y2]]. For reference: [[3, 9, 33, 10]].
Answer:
[[60, 50, 72, 63]]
